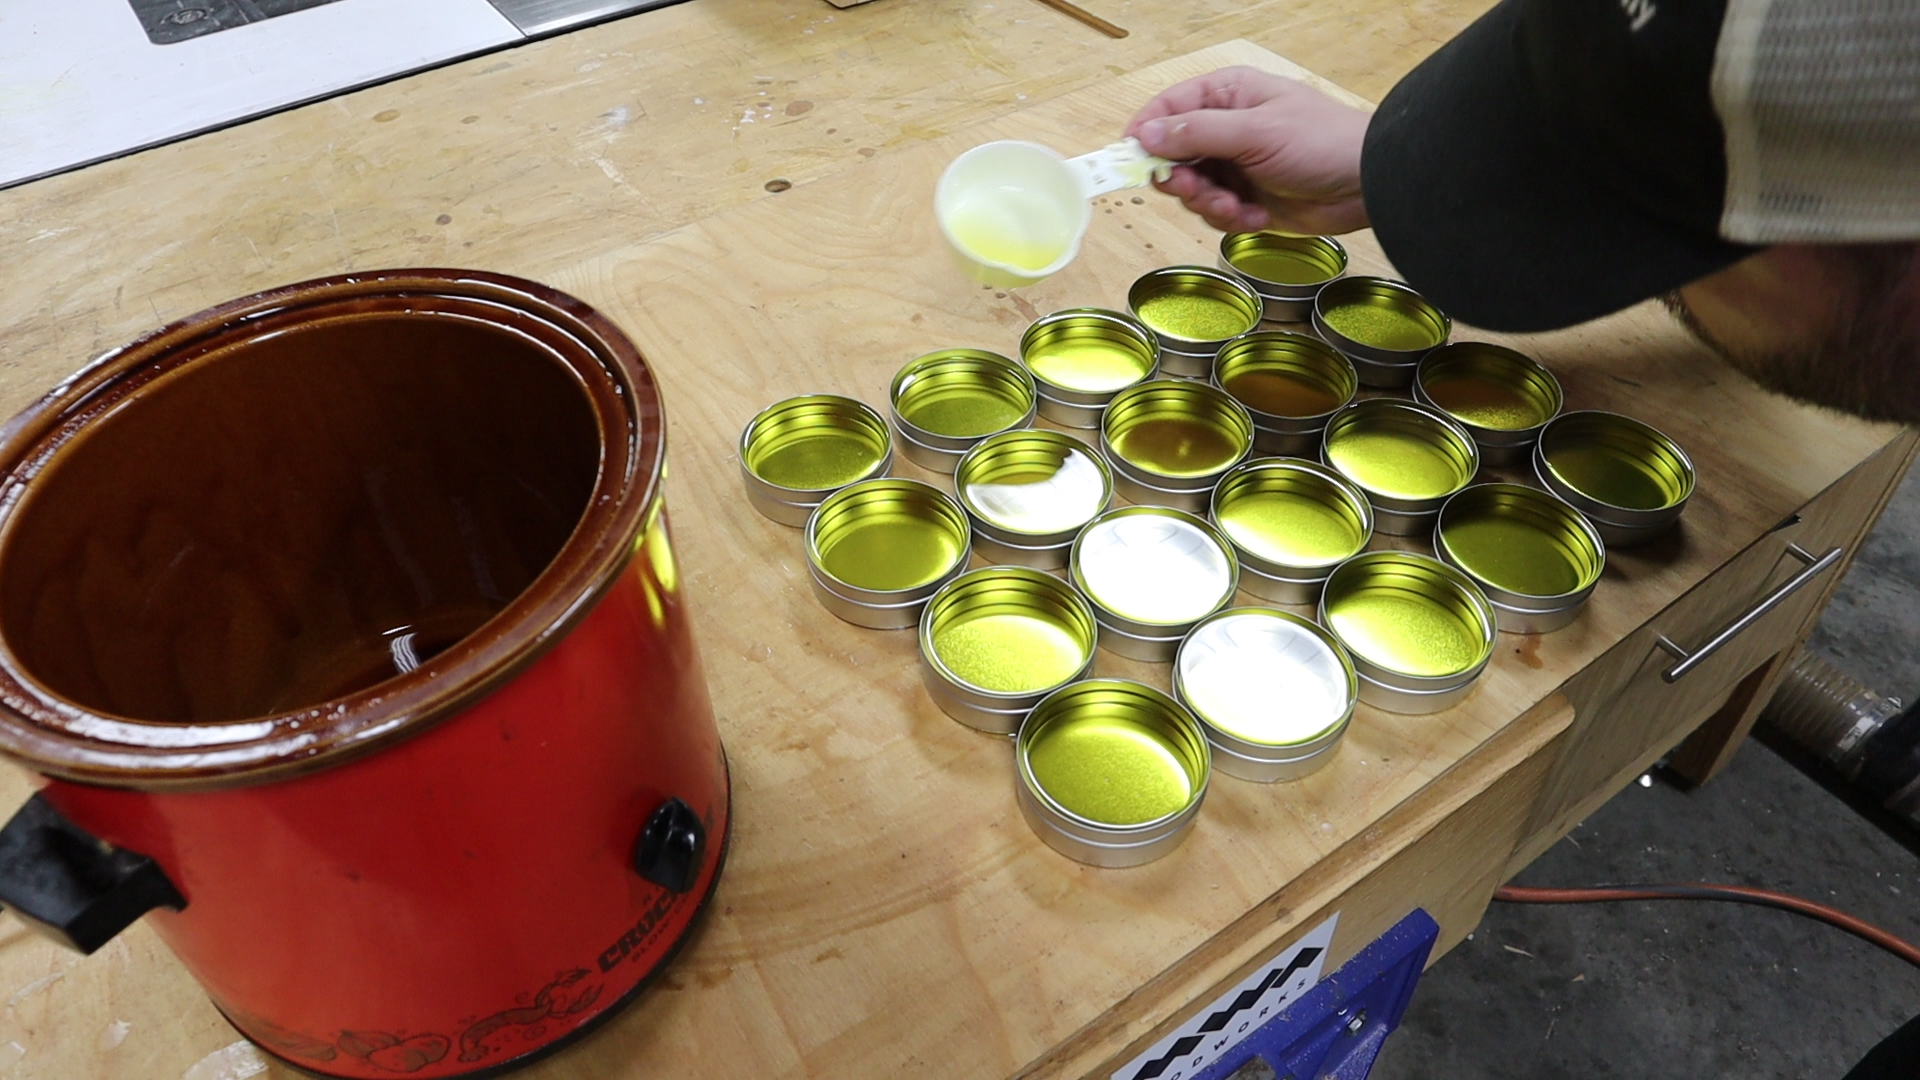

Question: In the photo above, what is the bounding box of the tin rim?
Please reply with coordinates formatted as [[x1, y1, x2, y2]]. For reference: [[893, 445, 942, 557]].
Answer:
[[1212, 331, 1357, 434], [955, 429, 1113, 545], [1319, 551, 1497, 689], [1210, 457, 1373, 580], [920, 566, 1097, 707], [1413, 343, 1563, 447], [1311, 277, 1451, 365], [1017, 679, 1211, 834], [1217, 233, 1349, 299], [805, 477, 972, 605], [1534, 410, 1696, 526], [1353, 669, 1479, 715], [740, 394, 893, 503], [1070, 505, 1239, 634], [1173, 607, 1358, 758], [1321, 399, 1480, 513], [1434, 483, 1605, 610], [1100, 380, 1254, 490], [1127, 266, 1264, 349], [889, 348, 1037, 452], [1019, 308, 1160, 402]]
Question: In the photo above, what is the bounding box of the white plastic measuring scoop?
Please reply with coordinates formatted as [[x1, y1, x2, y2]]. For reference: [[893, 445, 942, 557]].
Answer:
[[935, 138, 1175, 288]]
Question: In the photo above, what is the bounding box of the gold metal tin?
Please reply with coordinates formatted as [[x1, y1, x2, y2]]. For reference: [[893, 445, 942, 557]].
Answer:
[[1174, 608, 1358, 782], [1217, 233, 1349, 321], [1015, 679, 1211, 867], [1534, 411, 1695, 545], [919, 566, 1098, 734], [1070, 506, 1239, 661], [739, 394, 893, 526], [1319, 551, 1497, 714], [1321, 400, 1480, 535], [805, 478, 972, 628], [1413, 343, 1563, 466], [1211, 330, 1358, 455], [1311, 276, 1451, 387], [1019, 308, 1160, 428], [1434, 483, 1606, 634], [889, 349, 1037, 473], [1127, 266, 1265, 378], [1210, 458, 1373, 604], [1100, 380, 1254, 512], [953, 429, 1113, 569]]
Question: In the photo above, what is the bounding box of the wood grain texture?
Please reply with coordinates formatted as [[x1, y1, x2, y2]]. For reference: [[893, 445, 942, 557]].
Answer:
[[0, 14, 1910, 1080]]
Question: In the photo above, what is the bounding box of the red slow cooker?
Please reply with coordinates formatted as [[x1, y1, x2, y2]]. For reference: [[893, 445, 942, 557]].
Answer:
[[0, 271, 729, 1078]]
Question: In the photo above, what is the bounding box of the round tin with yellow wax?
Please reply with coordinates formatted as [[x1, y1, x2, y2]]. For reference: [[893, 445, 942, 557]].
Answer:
[[1217, 233, 1349, 321], [1211, 330, 1357, 455], [953, 429, 1112, 569], [740, 394, 894, 526], [1015, 679, 1211, 867], [888, 348, 1037, 473], [1174, 608, 1357, 782], [1321, 400, 1480, 536], [1070, 506, 1239, 661], [1312, 276, 1451, 387], [918, 566, 1097, 734], [1534, 411, 1695, 546], [1319, 551, 1497, 714], [1019, 308, 1161, 428], [1414, 343, 1563, 466], [1099, 380, 1253, 512], [1434, 483, 1605, 634], [805, 478, 972, 629], [1127, 266, 1264, 378], [1210, 458, 1373, 604]]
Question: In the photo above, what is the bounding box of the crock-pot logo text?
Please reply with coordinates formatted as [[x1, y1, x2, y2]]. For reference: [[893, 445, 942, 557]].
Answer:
[[599, 889, 680, 972]]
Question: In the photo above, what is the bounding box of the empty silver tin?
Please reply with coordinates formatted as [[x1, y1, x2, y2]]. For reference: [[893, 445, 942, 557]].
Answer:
[[1211, 330, 1358, 455], [1533, 411, 1696, 545], [1070, 505, 1239, 662], [1100, 379, 1254, 513], [1217, 233, 1350, 322], [918, 566, 1098, 734], [740, 394, 894, 526], [1413, 343, 1563, 467], [1128, 266, 1265, 378], [1174, 608, 1358, 782], [1434, 483, 1606, 634], [1019, 308, 1160, 428], [1319, 551, 1498, 714], [1321, 399, 1480, 536], [1311, 276, 1451, 387], [805, 477, 972, 629], [953, 429, 1113, 569], [1210, 457, 1374, 604], [1016, 679, 1212, 867], [888, 348, 1037, 473]]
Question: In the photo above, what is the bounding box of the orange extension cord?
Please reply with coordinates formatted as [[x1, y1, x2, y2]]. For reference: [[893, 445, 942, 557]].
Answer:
[[1494, 884, 1920, 971]]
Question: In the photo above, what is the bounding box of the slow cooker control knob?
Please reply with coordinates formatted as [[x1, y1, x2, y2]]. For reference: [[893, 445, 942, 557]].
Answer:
[[632, 797, 706, 894], [0, 794, 186, 954]]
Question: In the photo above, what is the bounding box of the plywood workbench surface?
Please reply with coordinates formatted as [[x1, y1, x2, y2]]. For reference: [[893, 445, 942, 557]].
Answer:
[[0, 3, 1910, 1078]]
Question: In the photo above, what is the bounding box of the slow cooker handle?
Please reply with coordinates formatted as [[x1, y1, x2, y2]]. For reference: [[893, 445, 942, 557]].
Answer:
[[632, 797, 706, 894], [0, 794, 185, 954]]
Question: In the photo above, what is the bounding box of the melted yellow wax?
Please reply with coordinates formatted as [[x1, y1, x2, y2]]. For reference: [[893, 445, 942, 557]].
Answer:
[[934, 614, 1087, 693], [1028, 716, 1194, 825]]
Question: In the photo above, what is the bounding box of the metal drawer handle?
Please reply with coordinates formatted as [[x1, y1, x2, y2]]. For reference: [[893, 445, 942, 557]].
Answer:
[[1655, 544, 1843, 683]]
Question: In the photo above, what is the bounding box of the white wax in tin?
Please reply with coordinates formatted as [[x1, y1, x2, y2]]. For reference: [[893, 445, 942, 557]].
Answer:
[[1179, 613, 1350, 746], [1076, 515, 1231, 624], [966, 448, 1106, 534]]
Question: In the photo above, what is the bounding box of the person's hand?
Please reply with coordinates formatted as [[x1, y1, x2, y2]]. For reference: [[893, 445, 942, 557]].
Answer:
[[1126, 66, 1371, 235]]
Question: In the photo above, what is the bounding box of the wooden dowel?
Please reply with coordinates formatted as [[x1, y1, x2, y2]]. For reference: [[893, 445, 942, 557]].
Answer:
[[1031, 0, 1128, 38]]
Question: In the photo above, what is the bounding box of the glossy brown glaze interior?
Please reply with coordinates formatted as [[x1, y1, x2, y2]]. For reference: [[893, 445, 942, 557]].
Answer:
[[0, 271, 662, 786]]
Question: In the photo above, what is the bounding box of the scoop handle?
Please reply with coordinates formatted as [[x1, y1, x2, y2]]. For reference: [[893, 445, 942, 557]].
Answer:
[[1066, 138, 1175, 199]]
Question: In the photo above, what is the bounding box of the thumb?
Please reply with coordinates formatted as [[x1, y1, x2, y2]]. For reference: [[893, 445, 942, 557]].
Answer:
[[1137, 108, 1266, 164]]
